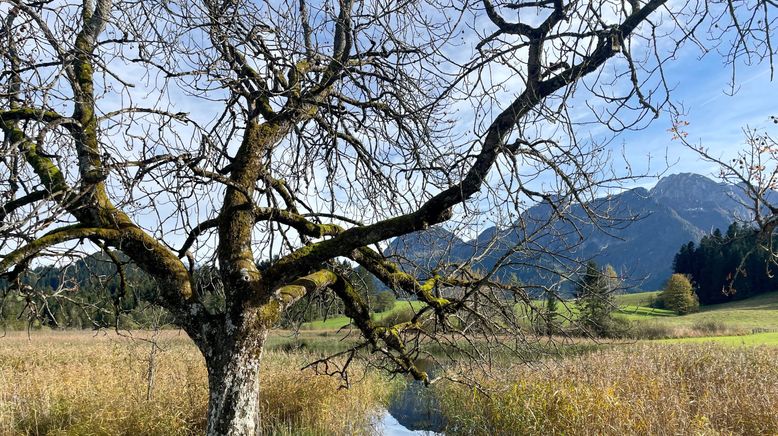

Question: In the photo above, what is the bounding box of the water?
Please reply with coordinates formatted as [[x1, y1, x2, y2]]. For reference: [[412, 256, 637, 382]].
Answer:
[[378, 410, 442, 435], [375, 358, 447, 435]]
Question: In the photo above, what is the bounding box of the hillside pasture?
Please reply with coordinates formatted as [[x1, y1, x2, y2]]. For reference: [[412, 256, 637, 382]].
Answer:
[[617, 291, 778, 339], [299, 290, 778, 341]]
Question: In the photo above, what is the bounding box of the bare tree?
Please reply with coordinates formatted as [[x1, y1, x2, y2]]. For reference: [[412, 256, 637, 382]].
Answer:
[[1, 0, 774, 434]]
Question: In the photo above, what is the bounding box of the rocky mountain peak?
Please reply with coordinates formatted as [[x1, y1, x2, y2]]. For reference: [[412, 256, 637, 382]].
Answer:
[[650, 172, 724, 201]]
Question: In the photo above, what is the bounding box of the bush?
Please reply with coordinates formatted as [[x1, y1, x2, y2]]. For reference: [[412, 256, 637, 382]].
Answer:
[[660, 274, 699, 315], [373, 291, 397, 312], [376, 306, 417, 328], [623, 319, 748, 340], [624, 321, 677, 339]]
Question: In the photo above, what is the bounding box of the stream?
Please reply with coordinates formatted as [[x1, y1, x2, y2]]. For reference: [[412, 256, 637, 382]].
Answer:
[[374, 359, 447, 435]]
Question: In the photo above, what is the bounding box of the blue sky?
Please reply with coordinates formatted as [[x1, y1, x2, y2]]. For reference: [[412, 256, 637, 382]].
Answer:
[[4, 0, 776, 264], [615, 49, 777, 187]]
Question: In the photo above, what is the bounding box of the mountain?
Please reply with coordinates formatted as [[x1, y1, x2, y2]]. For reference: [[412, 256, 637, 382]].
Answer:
[[649, 173, 750, 233], [387, 173, 754, 292], [384, 226, 469, 274]]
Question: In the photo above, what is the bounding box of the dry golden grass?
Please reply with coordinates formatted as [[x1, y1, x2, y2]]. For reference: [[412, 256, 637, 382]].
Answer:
[[0, 330, 393, 436], [4, 330, 777, 435], [437, 343, 778, 435]]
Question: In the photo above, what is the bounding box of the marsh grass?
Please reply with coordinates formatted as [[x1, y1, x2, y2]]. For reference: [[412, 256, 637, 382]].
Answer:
[[4, 330, 778, 435], [437, 344, 778, 435], [0, 331, 393, 435]]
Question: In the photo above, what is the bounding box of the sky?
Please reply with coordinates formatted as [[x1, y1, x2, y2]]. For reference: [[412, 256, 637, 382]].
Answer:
[[5, 0, 778, 264], [610, 50, 777, 188], [98, 2, 778, 249], [97, 0, 778, 198]]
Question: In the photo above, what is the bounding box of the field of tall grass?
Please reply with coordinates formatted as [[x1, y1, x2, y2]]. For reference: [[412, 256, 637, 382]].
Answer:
[[437, 344, 778, 435], [0, 331, 393, 435], [2, 330, 778, 435]]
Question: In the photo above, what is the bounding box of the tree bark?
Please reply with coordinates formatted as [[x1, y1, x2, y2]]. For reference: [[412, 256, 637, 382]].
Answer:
[[203, 325, 268, 436]]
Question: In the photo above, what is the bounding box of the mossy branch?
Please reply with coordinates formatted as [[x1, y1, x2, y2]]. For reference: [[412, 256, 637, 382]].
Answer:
[[0, 226, 122, 274], [254, 207, 343, 238], [0, 190, 50, 222], [0, 108, 72, 126], [256, 269, 339, 327], [350, 247, 451, 310], [328, 274, 429, 383], [1, 122, 72, 195]]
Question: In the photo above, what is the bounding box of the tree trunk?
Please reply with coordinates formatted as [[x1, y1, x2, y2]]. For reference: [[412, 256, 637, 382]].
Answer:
[[204, 327, 268, 436]]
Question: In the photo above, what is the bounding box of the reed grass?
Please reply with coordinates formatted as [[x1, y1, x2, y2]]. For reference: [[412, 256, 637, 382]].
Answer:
[[0, 331, 393, 435], [437, 343, 778, 435]]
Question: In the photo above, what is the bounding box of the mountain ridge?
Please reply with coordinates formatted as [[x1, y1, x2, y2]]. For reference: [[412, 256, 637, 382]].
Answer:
[[386, 173, 753, 292]]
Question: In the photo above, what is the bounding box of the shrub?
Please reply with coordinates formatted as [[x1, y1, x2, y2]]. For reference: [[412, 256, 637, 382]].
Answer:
[[624, 321, 677, 339], [376, 305, 417, 328], [373, 291, 397, 313], [660, 274, 699, 315]]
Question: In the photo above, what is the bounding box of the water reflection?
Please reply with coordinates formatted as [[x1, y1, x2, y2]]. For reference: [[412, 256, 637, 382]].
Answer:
[[378, 410, 441, 435], [384, 358, 446, 434]]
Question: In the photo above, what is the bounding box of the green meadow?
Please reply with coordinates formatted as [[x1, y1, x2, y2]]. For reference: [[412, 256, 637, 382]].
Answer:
[[617, 290, 778, 325]]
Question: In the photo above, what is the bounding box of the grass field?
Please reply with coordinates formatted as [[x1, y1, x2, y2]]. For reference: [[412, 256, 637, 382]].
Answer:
[[437, 343, 778, 435], [614, 291, 662, 307], [659, 331, 778, 345], [617, 292, 778, 332], [2, 291, 777, 434], [0, 331, 394, 435]]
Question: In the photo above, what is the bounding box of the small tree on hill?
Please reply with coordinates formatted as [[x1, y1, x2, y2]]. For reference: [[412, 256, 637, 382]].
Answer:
[[602, 264, 621, 294], [660, 274, 699, 315]]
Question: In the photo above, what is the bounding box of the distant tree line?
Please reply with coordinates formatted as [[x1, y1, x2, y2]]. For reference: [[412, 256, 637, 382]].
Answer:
[[673, 222, 777, 305], [0, 252, 164, 329]]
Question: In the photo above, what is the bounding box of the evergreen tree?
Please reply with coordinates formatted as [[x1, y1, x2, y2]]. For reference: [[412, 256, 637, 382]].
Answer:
[[672, 222, 777, 305], [544, 291, 559, 336], [576, 261, 617, 337], [673, 241, 696, 276], [574, 261, 602, 298]]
